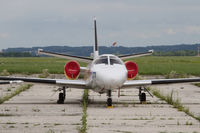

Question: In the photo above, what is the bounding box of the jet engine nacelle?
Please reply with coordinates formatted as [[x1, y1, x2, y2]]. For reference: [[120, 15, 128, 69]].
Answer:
[[64, 61, 80, 80], [125, 61, 138, 80]]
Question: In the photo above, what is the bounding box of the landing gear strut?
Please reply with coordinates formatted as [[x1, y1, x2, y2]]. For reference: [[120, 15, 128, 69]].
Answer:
[[57, 86, 66, 104], [139, 86, 153, 104], [107, 90, 112, 107]]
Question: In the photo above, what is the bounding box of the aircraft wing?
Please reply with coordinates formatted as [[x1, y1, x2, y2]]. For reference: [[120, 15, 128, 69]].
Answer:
[[122, 78, 200, 88], [38, 49, 93, 63], [118, 50, 153, 60], [0, 81, 23, 85], [0, 76, 87, 89]]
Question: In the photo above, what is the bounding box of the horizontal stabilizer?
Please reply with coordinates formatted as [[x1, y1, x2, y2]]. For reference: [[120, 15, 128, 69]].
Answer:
[[118, 50, 153, 60], [38, 49, 93, 63]]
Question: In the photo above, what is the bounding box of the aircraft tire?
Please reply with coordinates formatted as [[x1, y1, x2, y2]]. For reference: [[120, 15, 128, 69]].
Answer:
[[57, 93, 64, 104], [107, 98, 112, 106], [140, 92, 146, 102]]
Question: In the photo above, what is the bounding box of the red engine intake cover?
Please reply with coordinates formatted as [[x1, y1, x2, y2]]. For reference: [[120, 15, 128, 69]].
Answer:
[[125, 61, 138, 79], [64, 61, 80, 79]]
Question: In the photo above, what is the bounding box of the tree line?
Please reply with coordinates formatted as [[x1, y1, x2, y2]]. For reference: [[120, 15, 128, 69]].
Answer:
[[0, 52, 33, 57], [0, 50, 198, 57], [153, 50, 198, 56]]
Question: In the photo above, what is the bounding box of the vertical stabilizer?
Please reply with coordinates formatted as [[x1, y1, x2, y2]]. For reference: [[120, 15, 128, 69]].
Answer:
[[93, 17, 99, 59]]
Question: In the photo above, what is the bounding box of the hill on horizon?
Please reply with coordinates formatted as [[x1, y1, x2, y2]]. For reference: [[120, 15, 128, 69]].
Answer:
[[2, 44, 200, 57]]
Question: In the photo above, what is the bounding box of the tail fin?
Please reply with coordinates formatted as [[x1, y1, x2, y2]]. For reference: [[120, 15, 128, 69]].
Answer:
[[93, 17, 99, 59]]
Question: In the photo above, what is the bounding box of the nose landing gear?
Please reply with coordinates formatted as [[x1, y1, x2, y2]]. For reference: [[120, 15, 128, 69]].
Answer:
[[57, 86, 66, 104], [107, 90, 113, 108]]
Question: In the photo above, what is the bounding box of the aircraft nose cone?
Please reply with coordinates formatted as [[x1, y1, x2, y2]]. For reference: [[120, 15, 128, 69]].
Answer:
[[96, 67, 127, 89]]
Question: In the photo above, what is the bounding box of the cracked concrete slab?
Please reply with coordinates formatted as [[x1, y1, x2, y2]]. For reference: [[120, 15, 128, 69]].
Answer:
[[153, 83, 200, 119], [87, 87, 200, 133], [0, 84, 83, 133], [1, 74, 200, 133]]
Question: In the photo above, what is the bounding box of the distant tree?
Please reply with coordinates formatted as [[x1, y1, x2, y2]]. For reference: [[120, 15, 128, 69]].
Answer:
[[0, 52, 33, 57], [153, 50, 197, 56]]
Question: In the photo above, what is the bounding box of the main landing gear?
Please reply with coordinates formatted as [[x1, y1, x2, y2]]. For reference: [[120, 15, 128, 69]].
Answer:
[[107, 90, 112, 108], [57, 86, 66, 104], [139, 86, 153, 104]]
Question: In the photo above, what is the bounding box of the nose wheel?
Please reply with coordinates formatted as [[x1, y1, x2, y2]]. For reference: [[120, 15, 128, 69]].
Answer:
[[107, 97, 112, 106], [57, 86, 66, 104], [107, 90, 113, 107]]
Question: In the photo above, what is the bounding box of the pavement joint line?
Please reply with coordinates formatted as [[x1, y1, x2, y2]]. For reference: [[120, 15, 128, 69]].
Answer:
[[0, 84, 33, 104], [149, 87, 200, 122]]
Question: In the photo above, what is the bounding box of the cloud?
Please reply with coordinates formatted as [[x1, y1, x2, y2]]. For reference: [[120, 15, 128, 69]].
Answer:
[[167, 28, 176, 35], [184, 25, 200, 34], [0, 33, 9, 39], [133, 33, 161, 39], [1, 0, 200, 49], [164, 26, 200, 36]]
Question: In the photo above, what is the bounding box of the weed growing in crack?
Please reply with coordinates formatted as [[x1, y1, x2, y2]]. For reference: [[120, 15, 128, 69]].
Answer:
[[39, 69, 50, 78], [149, 87, 200, 122], [78, 89, 88, 133], [32, 108, 40, 112], [0, 84, 32, 104], [194, 83, 200, 87]]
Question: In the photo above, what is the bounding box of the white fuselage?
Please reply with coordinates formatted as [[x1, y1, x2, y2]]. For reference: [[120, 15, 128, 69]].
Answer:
[[86, 54, 127, 93]]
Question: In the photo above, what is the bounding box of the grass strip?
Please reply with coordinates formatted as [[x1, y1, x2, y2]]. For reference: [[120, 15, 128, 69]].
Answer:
[[194, 83, 200, 87], [149, 87, 200, 122], [0, 113, 14, 116], [79, 89, 89, 133], [0, 84, 32, 104]]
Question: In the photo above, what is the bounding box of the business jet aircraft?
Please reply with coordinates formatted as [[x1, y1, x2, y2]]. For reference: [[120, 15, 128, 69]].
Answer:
[[0, 18, 200, 107]]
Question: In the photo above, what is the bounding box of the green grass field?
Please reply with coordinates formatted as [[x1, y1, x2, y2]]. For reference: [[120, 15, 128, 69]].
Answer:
[[131, 56, 200, 75], [0, 56, 200, 75], [0, 57, 87, 74]]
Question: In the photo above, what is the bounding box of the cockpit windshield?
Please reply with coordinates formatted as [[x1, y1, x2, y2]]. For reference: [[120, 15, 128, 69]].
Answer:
[[110, 56, 123, 65], [94, 56, 108, 65], [94, 55, 123, 65]]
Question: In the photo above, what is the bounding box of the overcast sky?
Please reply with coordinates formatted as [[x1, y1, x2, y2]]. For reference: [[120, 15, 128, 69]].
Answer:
[[0, 0, 200, 50]]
